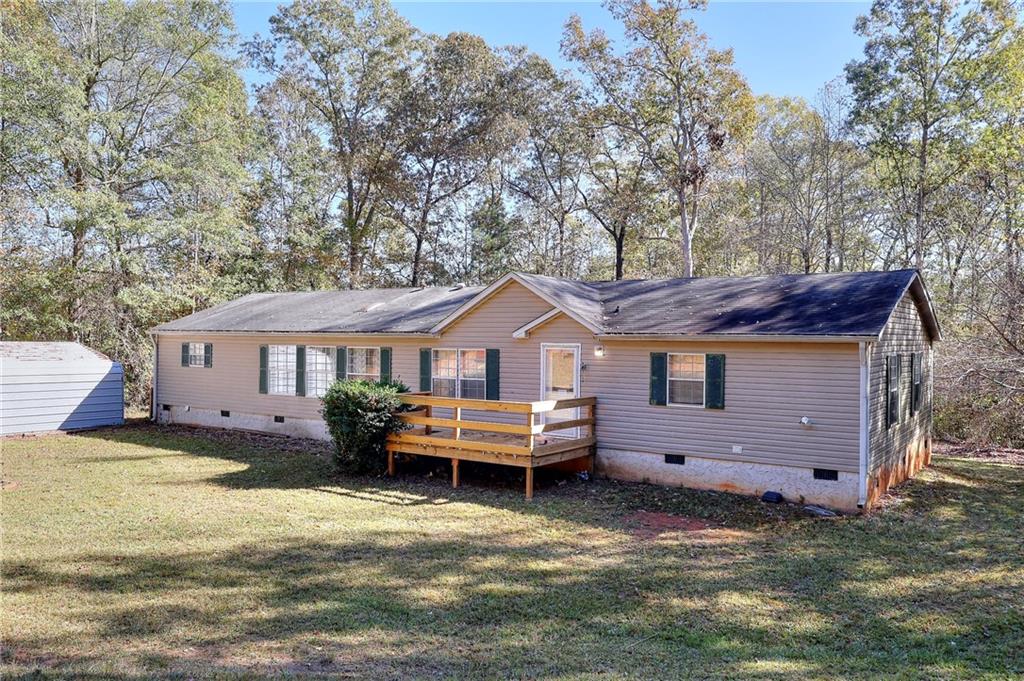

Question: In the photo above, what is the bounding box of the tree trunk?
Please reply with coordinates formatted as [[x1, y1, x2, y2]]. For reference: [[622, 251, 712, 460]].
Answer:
[[679, 188, 694, 277], [914, 124, 929, 270], [411, 233, 424, 287], [614, 231, 625, 280]]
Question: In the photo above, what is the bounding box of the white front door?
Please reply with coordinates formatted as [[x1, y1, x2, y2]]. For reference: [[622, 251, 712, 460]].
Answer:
[[540, 344, 581, 438]]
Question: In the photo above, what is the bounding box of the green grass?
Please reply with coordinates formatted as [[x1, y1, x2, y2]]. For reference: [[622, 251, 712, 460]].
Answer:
[[2, 424, 1022, 680]]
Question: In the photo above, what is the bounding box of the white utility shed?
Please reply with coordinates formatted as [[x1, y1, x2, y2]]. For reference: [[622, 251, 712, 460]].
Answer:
[[0, 342, 125, 435]]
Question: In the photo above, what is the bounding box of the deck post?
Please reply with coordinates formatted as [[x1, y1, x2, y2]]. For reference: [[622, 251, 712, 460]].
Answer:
[[451, 458, 460, 488], [525, 467, 534, 500], [453, 406, 462, 440], [527, 412, 535, 451], [424, 405, 432, 435], [387, 449, 395, 476]]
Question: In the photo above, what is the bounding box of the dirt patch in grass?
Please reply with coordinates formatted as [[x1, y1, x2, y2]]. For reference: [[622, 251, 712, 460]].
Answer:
[[624, 510, 713, 539], [0, 478, 19, 492], [934, 441, 1024, 466]]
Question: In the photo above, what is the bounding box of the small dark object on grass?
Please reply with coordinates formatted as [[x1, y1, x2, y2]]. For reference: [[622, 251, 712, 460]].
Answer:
[[761, 490, 785, 504], [577, 471, 591, 481], [803, 504, 839, 517]]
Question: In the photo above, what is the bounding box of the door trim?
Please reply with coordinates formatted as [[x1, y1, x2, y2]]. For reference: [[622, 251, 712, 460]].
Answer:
[[539, 343, 582, 438]]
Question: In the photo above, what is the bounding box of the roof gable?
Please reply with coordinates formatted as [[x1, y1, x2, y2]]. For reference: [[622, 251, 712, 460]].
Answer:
[[428, 273, 604, 335]]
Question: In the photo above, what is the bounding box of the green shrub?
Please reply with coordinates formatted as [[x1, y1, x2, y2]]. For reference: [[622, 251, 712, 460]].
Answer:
[[321, 379, 411, 474]]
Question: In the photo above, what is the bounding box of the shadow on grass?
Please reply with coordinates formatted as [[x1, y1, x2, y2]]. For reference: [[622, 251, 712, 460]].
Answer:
[[4, 423, 1021, 679], [5, 519, 1023, 679], [70, 423, 802, 529]]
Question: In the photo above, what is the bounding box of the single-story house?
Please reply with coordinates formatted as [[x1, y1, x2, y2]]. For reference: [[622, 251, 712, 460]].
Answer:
[[1, 341, 125, 435], [151, 269, 939, 511]]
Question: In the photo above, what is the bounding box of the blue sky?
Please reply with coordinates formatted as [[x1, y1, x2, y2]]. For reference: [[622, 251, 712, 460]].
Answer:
[[231, 1, 871, 101]]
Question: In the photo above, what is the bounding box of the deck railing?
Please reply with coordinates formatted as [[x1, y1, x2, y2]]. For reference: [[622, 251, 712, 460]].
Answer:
[[385, 393, 597, 498]]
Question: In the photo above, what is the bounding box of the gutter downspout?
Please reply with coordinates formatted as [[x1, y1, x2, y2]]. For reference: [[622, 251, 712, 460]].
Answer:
[[858, 341, 872, 508]]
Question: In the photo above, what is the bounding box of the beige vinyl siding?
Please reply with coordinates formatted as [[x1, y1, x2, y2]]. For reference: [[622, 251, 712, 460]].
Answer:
[[440, 281, 862, 473], [868, 291, 933, 473], [155, 279, 863, 473], [156, 335, 425, 420]]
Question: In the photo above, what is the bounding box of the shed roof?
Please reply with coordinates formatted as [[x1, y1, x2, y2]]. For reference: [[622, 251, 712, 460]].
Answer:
[[153, 269, 940, 342], [0, 342, 116, 371]]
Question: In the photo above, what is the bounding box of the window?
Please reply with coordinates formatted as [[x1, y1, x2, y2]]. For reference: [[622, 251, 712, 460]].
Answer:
[[187, 342, 205, 367], [459, 349, 486, 399], [432, 349, 458, 397], [668, 353, 704, 406], [268, 345, 297, 395], [347, 347, 380, 382], [887, 354, 901, 427], [306, 345, 335, 397], [432, 348, 485, 398], [911, 352, 922, 415]]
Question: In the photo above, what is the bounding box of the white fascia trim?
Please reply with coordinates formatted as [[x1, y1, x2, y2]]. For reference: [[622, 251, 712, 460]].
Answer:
[[513, 308, 562, 339], [429, 272, 603, 335], [857, 341, 872, 507], [595, 333, 872, 344]]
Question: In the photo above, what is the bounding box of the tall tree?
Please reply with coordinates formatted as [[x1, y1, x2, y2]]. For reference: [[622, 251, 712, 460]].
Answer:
[[389, 32, 510, 286], [0, 0, 250, 403], [247, 0, 415, 288], [505, 53, 592, 278], [577, 123, 654, 279], [564, 0, 755, 277], [846, 0, 1018, 270]]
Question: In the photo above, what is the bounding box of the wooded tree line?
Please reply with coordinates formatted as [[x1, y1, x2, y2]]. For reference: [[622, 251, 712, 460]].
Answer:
[[2, 0, 1022, 443]]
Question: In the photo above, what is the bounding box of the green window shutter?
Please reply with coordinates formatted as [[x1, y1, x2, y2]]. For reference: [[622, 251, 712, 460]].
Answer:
[[485, 348, 500, 400], [886, 354, 900, 428], [885, 354, 891, 428], [705, 354, 726, 409], [259, 345, 268, 394], [380, 347, 393, 382], [913, 352, 923, 414], [181, 343, 189, 367], [419, 348, 431, 392], [204, 343, 213, 368], [336, 346, 347, 381], [295, 345, 306, 397], [649, 353, 667, 406], [913, 350, 921, 413]]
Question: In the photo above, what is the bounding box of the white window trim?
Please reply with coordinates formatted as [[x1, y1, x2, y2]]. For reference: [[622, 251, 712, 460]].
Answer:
[[666, 352, 706, 408], [187, 342, 205, 368], [346, 346, 381, 382], [431, 347, 486, 398], [305, 345, 336, 398]]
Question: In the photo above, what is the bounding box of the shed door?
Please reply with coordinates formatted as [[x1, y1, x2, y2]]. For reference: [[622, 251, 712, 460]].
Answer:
[[540, 344, 580, 438]]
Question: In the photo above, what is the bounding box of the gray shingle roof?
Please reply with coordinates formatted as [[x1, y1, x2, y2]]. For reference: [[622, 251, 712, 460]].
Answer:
[[154, 286, 484, 334], [154, 269, 938, 340], [590, 269, 928, 337]]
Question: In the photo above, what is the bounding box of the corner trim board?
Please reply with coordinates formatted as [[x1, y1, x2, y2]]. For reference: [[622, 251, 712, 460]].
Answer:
[[858, 341, 871, 507]]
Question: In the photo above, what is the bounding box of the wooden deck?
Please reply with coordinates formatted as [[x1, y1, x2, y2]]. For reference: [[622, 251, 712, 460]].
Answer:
[[385, 394, 597, 499]]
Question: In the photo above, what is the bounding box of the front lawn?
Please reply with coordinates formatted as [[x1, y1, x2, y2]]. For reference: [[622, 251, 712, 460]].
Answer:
[[2, 424, 1022, 679]]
